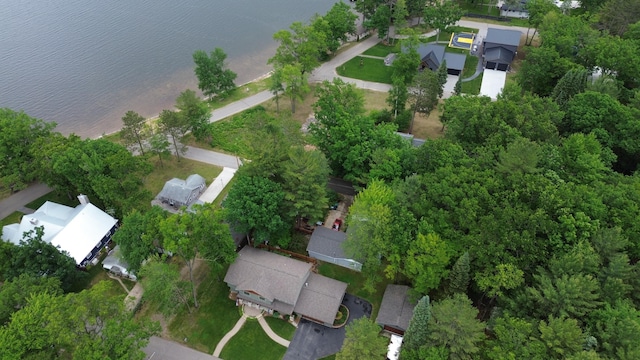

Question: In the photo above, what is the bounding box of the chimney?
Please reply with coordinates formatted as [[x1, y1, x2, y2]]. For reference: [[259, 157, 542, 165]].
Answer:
[[77, 194, 90, 205], [29, 218, 38, 225]]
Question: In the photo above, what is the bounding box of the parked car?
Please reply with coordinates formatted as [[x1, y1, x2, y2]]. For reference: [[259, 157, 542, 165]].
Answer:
[[332, 219, 342, 231]]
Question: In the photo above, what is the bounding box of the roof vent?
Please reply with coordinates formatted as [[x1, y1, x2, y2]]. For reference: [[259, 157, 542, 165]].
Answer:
[[305, 282, 309, 287], [29, 218, 38, 225], [77, 194, 90, 205]]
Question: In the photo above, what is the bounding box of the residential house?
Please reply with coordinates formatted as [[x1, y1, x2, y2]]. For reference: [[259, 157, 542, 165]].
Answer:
[[416, 44, 467, 76], [482, 28, 522, 71], [307, 226, 363, 272], [376, 285, 416, 335], [224, 246, 348, 326], [1, 195, 118, 266], [153, 173, 206, 211]]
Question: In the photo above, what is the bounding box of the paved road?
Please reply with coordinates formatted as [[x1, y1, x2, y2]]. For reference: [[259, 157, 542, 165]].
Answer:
[[143, 336, 219, 360], [0, 183, 52, 220], [182, 146, 242, 169], [208, 90, 274, 123]]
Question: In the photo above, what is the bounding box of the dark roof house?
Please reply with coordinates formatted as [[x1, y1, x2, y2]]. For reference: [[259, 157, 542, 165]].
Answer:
[[376, 285, 416, 335], [224, 247, 348, 326], [483, 28, 522, 71], [154, 174, 206, 211], [414, 44, 466, 76], [307, 226, 362, 272]]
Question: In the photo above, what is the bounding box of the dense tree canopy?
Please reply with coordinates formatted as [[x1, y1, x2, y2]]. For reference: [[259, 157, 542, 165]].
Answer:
[[193, 48, 237, 97]]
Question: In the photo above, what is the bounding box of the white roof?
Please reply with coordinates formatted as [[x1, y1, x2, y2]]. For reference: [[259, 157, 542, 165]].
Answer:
[[2, 201, 117, 264], [480, 69, 507, 100], [387, 334, 403, 360]]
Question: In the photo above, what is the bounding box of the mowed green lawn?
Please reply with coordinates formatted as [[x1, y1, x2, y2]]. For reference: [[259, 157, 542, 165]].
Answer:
[[336, 56, 394, 84], [168, 266, 241, 353], [219, 320, 288, 360], [264, 316, 296, 340]]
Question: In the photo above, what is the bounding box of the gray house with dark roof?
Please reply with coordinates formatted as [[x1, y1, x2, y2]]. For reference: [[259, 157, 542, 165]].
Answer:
[[307, 226, 362, 272], [416, 44, 466, 76], [376, 285, 416, 335], [224, 246, 348, 326], [154, 174, 206, 210], [483, 28, 522, 71]]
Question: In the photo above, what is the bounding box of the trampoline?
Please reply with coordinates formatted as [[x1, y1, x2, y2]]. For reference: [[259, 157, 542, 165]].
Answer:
[[449, 32, 475, 50]]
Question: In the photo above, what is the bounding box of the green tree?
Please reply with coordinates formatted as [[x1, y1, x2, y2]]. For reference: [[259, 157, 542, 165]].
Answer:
[[336, 318, 388, 360], [192, 48, 237, 98], [281, 147, 330, 223], [280, 63, 310, 113], [176, 89, 211, 141], [476, 263, 525, 301], [436, 60, 448, 98], [423, 1, 463, 42], [120, 110, 148, 155], [409, 69, 440, 133], [0, 274, 62, 325], [453, 76, 462, 95], [344, 180, 396, 292], [427, 293, 485, 359], [590, 301, 640, 359], [486, 315, 546, 360], [269, 67, 285, 113], [387, 76, 409, 118], [148, 130, 171, 167], [112, 206, 167, 273], [448, 251, 470, 295], [392, 34, 421, 85], [322, 1, 358, 53], [5, 228, 86, 292], [0, 108, 56, 191], [367, 4, 392, 40], [139, 257, 192, 315], [269, 21, 326, 75], [404, 229, 452, 294], [538, 315, 584, 359], [551, 68, 589, 109], [159, 204, 236, 308], [526, 271, 601, 319], [525, 0, 559, 45], [597, 0, 640, 36], [402, 295, 431, 353], [393, 0, 410, 39], [158, 109, 189, 161], [223, 174, 288, 246], [518, 46, 577, 97]]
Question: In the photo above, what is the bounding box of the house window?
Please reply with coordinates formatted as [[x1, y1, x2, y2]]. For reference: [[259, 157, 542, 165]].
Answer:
[[259, 296, 266, 301]]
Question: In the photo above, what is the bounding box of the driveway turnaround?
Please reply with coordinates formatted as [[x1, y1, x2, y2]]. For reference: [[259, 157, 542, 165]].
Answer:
[[283, 293, 372, 360], [143, 336, 219, 360]]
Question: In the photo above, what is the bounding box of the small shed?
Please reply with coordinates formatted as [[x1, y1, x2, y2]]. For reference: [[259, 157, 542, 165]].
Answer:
[[376, 285, 416, 335], [307, 227, 362, 272], [103, 245, 137, 280]]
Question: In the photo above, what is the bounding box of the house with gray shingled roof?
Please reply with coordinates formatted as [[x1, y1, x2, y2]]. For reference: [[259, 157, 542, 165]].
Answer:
[[307, 226, 362, 272], [376, 285, 416, 335], [154, 174, 206, 210], [224, 246, 348, 326], [483, 28, 522, 71], [415, 44, 466, 76]]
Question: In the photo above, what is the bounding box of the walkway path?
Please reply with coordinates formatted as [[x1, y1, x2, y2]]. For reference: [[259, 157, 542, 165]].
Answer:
[[212, 313, 248, 357], [212, 306, 291, 357], [257, 314, 291, 347], [208, 90, 274, 124]]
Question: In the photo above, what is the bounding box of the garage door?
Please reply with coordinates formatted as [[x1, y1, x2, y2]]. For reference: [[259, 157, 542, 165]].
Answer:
[[497, 63, 509, 71], [447, 69, 461, 76], [486, 61, 497, 70]]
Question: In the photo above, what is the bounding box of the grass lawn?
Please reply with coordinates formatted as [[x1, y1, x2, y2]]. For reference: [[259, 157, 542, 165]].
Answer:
[[462, 72, 483, 95], [1, 211, 23, 226], [317, 262, 393, 320], [363, 42, 401, 57], [208, 78, 271, 111], [336, 56, 393, 84], [219, 319, 287, 360], [168, 265, 241, 353], [264, 316, 297, 340], [320, 355, 336, 360], [462, 56, 479, 78], [459, 2, 501, 17]]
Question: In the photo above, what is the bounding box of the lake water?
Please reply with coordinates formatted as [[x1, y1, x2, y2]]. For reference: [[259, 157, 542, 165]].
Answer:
[[0, 0, 339, 138]]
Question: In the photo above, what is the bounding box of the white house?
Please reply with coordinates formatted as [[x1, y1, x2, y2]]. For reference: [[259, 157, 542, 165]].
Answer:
[[1, 195, 118, 266]]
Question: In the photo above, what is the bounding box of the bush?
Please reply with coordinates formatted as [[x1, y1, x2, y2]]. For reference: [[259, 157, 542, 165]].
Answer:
[[395, 110, 412, 132]]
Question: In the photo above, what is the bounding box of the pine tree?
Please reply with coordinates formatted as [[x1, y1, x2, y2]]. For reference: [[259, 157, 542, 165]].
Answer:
[[453, 76, 462, 96], [448, 252, 470, 295], [402, 295, 431, 352], [436, 60, 448, 98]]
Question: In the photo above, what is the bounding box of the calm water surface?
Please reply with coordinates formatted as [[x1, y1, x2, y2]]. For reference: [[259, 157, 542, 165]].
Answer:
[[0, 0, 338, 137]]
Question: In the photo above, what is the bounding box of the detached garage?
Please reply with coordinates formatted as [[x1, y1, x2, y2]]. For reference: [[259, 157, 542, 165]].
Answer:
[[482, 28, 522, 71]]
